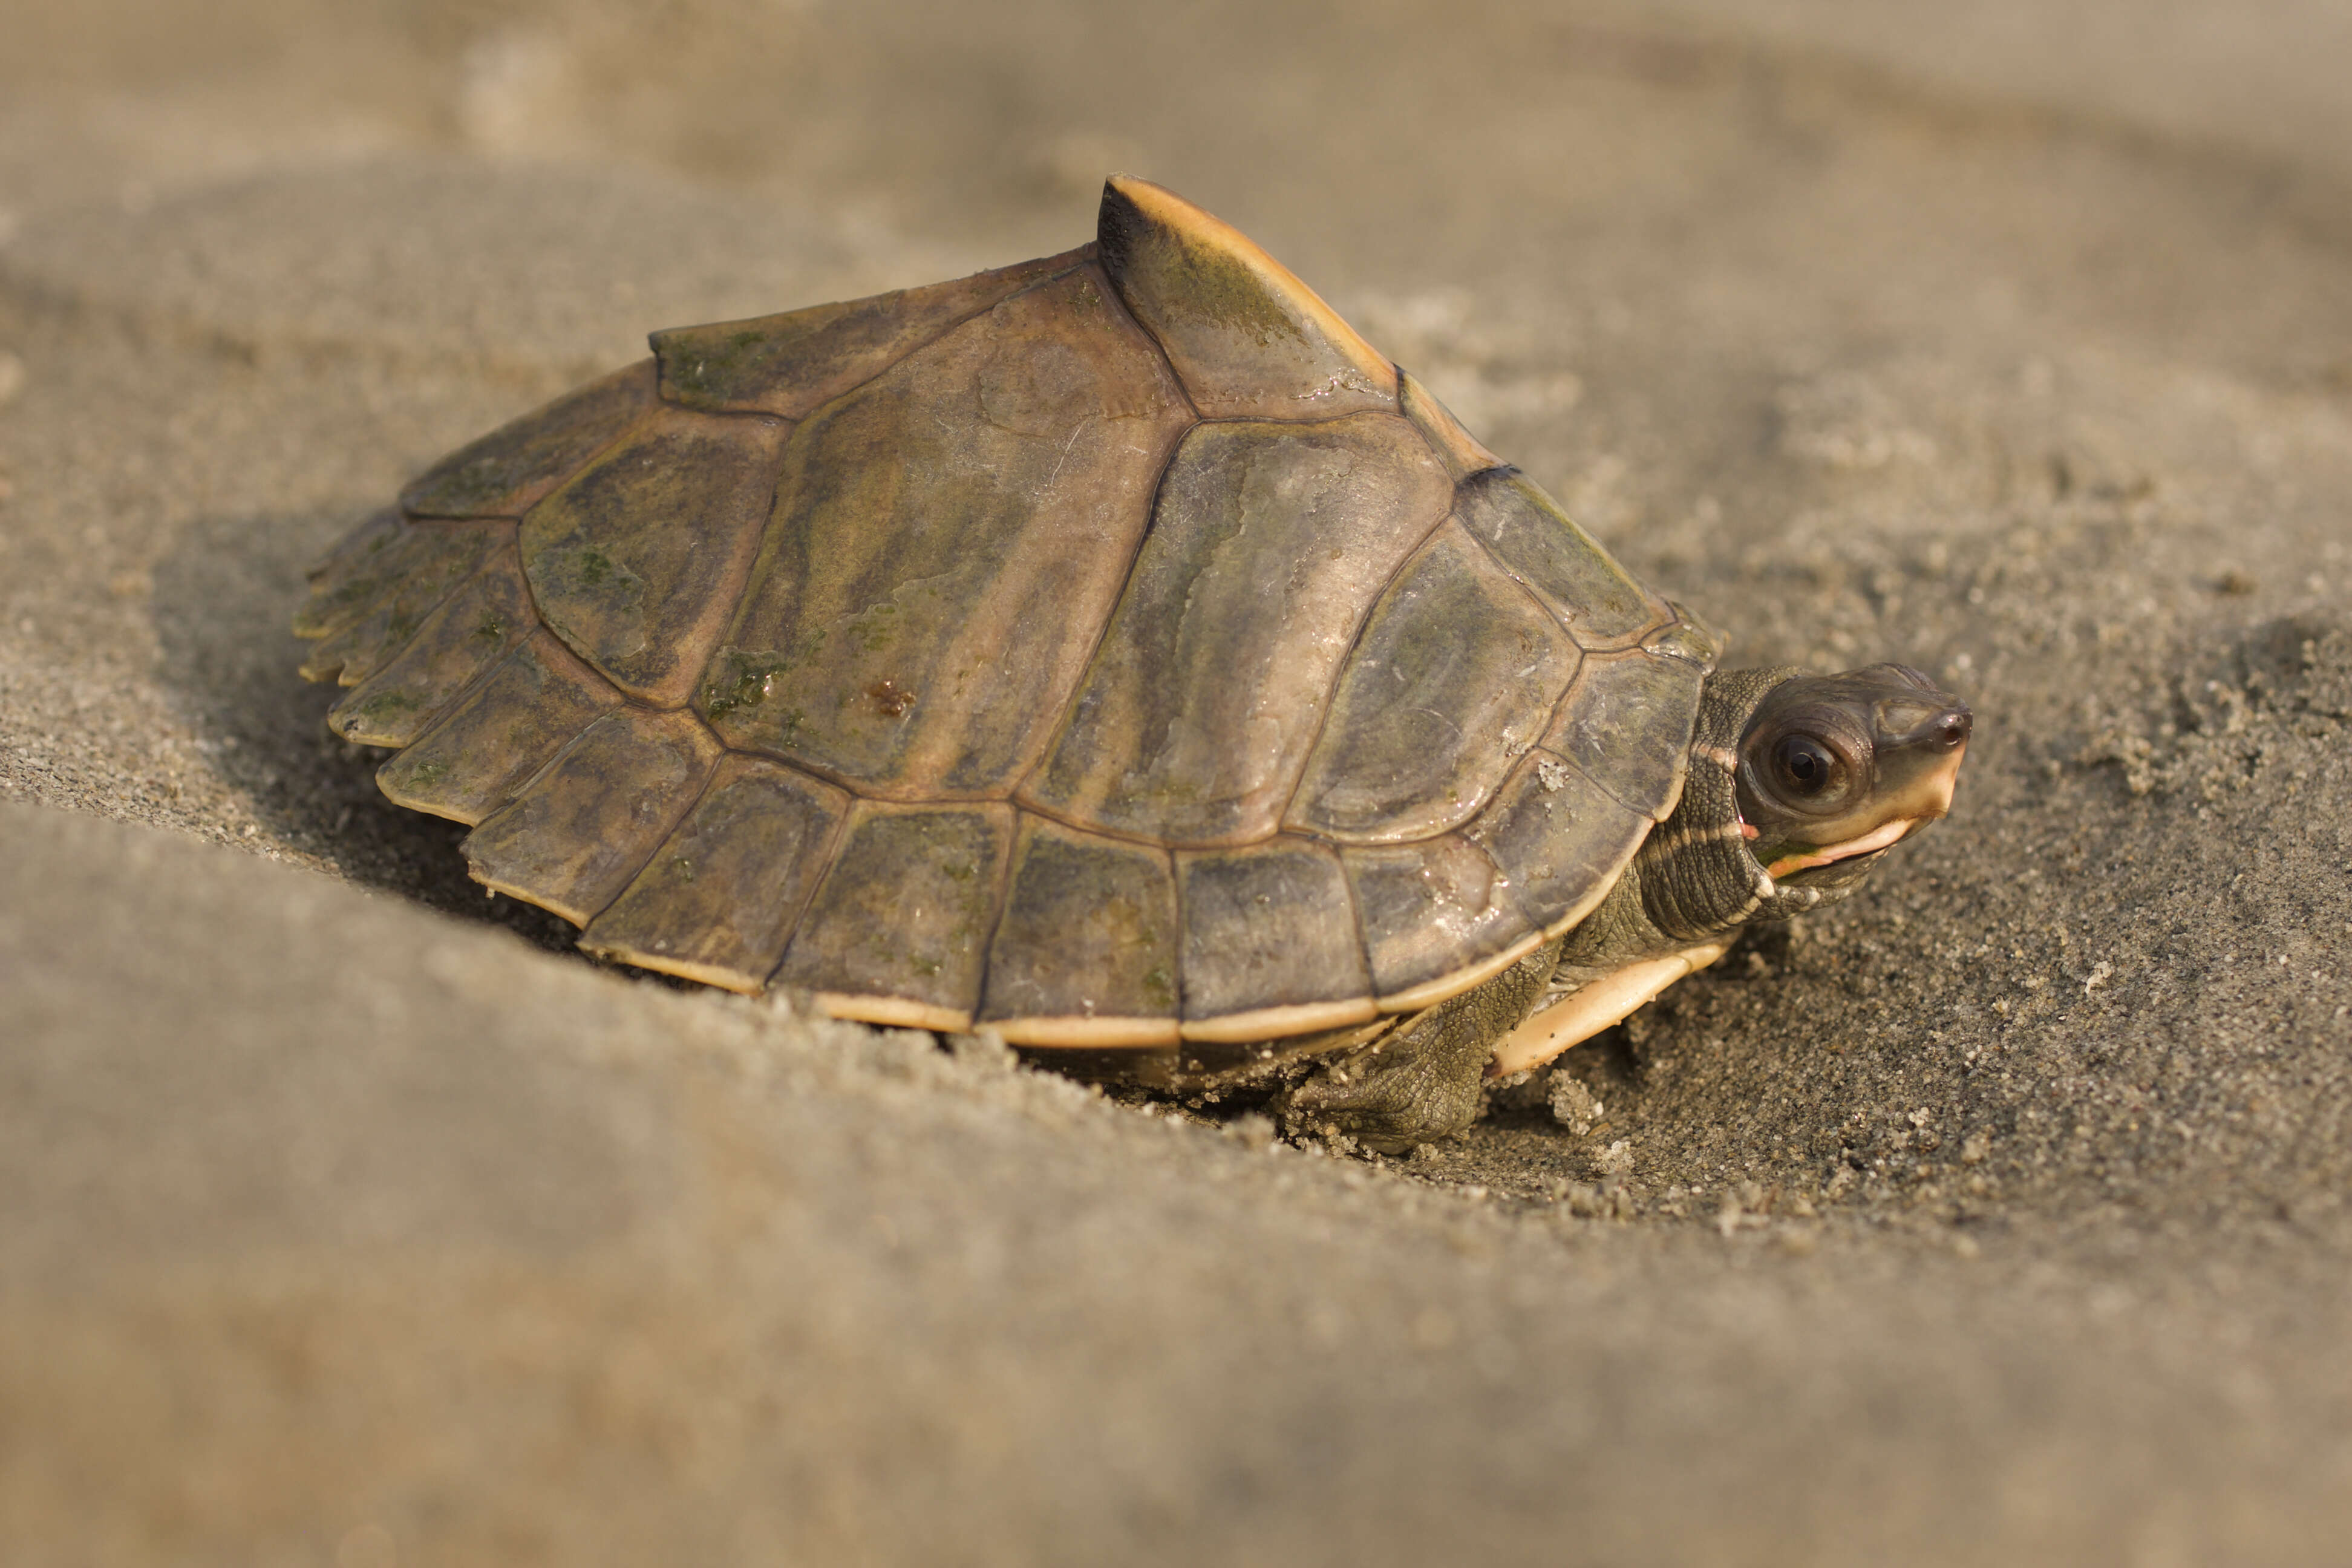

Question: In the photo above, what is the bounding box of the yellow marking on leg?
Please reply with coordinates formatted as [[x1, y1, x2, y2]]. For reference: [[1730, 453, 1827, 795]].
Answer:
[[1487, 941, 1731, 1077]]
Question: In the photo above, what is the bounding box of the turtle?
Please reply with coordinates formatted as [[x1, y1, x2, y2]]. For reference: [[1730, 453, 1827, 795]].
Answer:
[[294, 176, 1971, 1152]]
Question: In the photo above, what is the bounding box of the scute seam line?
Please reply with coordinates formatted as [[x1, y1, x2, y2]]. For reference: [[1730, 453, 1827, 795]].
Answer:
[[521, 406, 795, 711], [1002, 254, 1208, 817], [402, 365, 659, 522], [330, 519, 515, 685], [1273, 505, 1480, 837], [1394, 371, 1508, 482], [341, 539, 530, 737], [564, 719, 731, 932], [1001, 286, 1200, 812], [505, 404, 662, 670], [658, 410, 795, 713], [750, 759, 860, 996], [486, 634, 628, 808], [958, 802, 1028, 1031], [676, 257, 1094, 739]]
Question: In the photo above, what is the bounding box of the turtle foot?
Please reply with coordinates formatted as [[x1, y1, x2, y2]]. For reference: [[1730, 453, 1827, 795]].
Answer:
[[1278, 1031, 1487, 1154], [1276, 939, 1565, 1154]]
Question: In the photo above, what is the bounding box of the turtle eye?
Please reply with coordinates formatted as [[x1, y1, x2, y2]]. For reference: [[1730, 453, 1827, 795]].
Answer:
[[1771, 733, 1848, 802]]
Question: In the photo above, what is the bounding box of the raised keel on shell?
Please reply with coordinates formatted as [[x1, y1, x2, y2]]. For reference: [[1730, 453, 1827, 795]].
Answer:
[[1096, 174, 1397, 420], [1397, 370, 1504, 482]]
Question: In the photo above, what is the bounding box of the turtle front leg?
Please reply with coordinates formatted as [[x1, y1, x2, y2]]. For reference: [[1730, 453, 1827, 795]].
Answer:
[[1279, 939, 1563, 1154]]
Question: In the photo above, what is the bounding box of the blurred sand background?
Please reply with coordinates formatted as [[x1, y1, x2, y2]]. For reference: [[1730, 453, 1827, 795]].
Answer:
[[2, 1, 2350, 1562]]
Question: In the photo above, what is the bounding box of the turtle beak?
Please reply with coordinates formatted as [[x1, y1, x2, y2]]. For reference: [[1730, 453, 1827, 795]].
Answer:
[[1873, 682, 1971, 823]]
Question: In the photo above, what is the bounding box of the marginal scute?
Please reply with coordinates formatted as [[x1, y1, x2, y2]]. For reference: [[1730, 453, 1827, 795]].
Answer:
[[1453, 468, 1657, 647], [1343, 834, 1537, 1005], [522, 405, 791, 708], [296, 509, 402, 625], [653, 247, 1091, 418], [1025, 413, 1452, 847], [1175, 837, 1370, 1026], [374, 631, 624, 825], [295, 522, 500, 686], [979, 817, 1180, 1042], [704, 264, 1192, 796], [327, 544, 537, 747], [1399, 371, 1503, 481], [1096, 175, 1396, 419], [1289, 521, 1580, 843], [1463, 749, 1653, 935], [462, 706, 725, 926], [295, 513, 495, 648], [400, 360, 656, 520], [581, 756, 851, 993], [1544, 649, 1708, 822], [774, 802, 1013, 1028]]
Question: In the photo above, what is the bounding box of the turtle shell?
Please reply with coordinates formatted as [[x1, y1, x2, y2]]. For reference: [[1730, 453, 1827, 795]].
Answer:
[[296, 177, 1717, 1048]]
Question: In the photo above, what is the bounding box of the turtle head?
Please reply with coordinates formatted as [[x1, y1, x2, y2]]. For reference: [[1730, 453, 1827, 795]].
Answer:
[[1569, 661, 1968, 960], [1734, 663, 1970, 890]]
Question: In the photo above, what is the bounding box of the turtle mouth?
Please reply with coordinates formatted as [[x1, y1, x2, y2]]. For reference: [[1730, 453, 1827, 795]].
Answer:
[[1764, 812, 1929, 877], [1757, 736, 1967, 879]]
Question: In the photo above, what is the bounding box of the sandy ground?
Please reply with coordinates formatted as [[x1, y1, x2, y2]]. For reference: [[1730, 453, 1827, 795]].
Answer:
[[3, 2, 2350, 1562]]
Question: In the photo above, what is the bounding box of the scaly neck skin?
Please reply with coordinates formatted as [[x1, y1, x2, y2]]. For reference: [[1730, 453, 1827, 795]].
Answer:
[[1555, 668, 1846, 976]]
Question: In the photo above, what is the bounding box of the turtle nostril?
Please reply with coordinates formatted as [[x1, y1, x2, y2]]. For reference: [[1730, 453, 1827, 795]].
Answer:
[[1936, 710, 1972, 748]]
